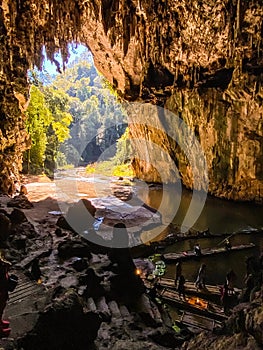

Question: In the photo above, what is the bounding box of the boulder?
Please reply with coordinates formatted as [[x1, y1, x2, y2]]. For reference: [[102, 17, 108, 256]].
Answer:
[[90, 196, 161, 229], [245, 302, 263, 345], [57, 240, 92, 260], [181, 332, 261, 350], [59, 275, 79, 289], [71, 257, 88, 272], [7, 195, 33, 209], [0, 212, 11, 242], [20, 185, 28, 195], [18, 289, 102, 350], [9, 208, 27, 224], [57, 199, 97, 234]]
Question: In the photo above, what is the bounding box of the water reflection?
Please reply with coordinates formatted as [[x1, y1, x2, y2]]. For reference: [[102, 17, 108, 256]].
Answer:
[[55, 169, 262, 289], [164, 233, 262, 288], [136, 183, 263, 234], [55, 170, 263, 234], [137, 182, 263, 288]]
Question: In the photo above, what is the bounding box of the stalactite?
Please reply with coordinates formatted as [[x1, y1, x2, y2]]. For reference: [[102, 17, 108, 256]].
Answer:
[[0, 0, 262, 201]]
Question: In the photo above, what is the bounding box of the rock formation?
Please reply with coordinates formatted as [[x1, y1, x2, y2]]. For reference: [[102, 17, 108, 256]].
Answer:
[[0, 194, 193, 350], [0, 0, 262, 201]]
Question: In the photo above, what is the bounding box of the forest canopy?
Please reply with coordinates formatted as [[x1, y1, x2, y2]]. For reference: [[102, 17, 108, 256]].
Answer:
[[24, 50, 129, 176]]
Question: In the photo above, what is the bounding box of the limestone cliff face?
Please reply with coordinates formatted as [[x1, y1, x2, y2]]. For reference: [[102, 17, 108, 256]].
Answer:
[[0, 0, 262, 202], [165, 88, 262, 201], [128, 86, 263, 201]]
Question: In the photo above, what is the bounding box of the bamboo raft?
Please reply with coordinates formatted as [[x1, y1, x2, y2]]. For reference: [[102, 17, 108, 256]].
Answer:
[[159, 287, 227, 321], [157, 277, 241, 302], [179, 311, 223, 332], [163, 243, 255, 262], [158, 232, 231, 245], [154, 232, 231, 251]]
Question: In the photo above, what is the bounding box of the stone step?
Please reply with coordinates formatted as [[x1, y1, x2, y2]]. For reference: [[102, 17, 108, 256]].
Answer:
[[139, 294, 155, 319], [136, 294, 162, 327], [10, 281, 33, 293], [85, 297, 97, 313], [119, 305, 132, 321], [95, 297, 111, 319], [108, 300, 122, 319], [149, 299, 163, 325]]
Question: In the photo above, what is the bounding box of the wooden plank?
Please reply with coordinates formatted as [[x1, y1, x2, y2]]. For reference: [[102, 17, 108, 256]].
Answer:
[[155, 232, 231, 249], [157, 277, 242, 301], [159, 287, 227, 321], [8, 271, 44, 305], [158, 278, 221, 294], [163, 243, 255, 262], [180, 311, 223, 331], [181, 312, 213, 330]]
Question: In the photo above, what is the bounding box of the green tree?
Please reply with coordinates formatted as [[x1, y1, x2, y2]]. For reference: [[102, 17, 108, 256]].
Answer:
[[24, 86, 52, 173], [113, 127, 132, 165], [44, 87, 72, 174], [51, 57, 127, 165], [26, 50, 128, 171], [24, 85, 72, 174]]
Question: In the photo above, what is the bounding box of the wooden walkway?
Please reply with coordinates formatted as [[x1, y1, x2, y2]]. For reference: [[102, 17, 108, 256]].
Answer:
[[4, 270, 48, 338], [157, 277, 241, 302], [163, 243, 255, 262], [8, 275, 42, 305]]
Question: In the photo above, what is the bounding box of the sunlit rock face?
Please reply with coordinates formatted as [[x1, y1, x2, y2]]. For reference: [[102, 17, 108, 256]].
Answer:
[[0, 0, 262, 201]]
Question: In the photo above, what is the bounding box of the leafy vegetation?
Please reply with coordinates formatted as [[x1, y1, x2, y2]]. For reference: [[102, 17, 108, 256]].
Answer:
[[24, 49, 131, 176], [85, 127, 133, 177], [52, 51, 128, 166], [24, 83, 72, 175], [86, 162, 134, 178], [85, 162, 134, 178]]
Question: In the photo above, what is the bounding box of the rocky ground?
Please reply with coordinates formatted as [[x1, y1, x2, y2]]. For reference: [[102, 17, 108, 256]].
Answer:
[[0, 177, 188, 350], [0, 176, 262, 349]]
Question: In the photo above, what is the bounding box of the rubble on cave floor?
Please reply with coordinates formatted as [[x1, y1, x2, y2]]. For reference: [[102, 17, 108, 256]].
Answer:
[[0, 194, 188, 349], [0, 193, 262, 350]]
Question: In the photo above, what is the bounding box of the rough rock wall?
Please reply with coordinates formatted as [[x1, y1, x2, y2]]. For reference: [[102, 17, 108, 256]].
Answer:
[[166, 88, 262, 201], [0, 0, 83, 193], [114, 0, 262, 202], [0, 0, 262, 201], [129, 86, 263, 201]]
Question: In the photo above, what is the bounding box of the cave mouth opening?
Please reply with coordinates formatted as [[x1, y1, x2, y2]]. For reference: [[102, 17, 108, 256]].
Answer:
[[24, 42, 129, 181]]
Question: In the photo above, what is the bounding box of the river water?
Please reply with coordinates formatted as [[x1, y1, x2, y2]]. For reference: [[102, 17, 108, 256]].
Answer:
[[54, 168, 263, 288], [136, 183, 263, 288]]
